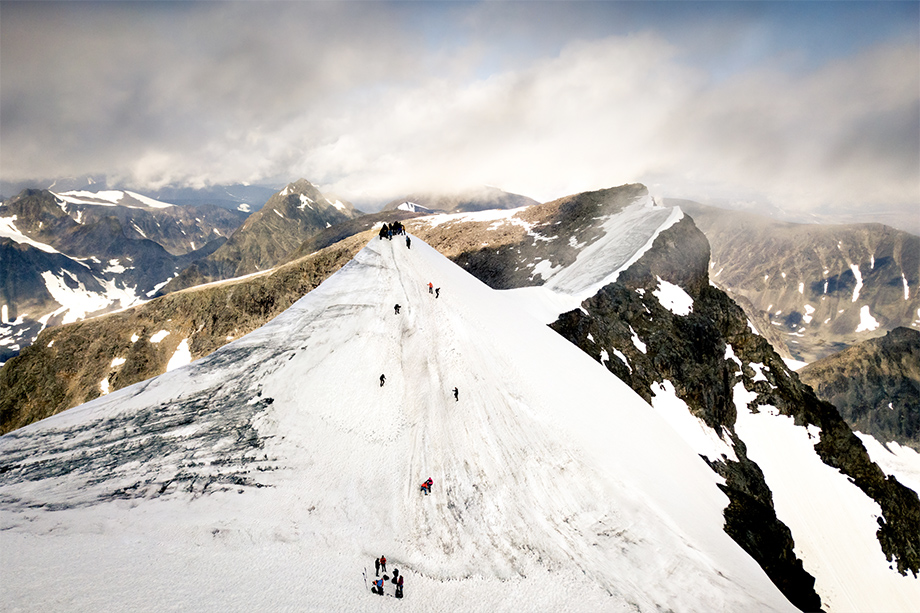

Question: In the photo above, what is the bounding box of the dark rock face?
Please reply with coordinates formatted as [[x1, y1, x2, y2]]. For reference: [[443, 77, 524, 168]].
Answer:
[[549, 215, 920, 607], [799, 327, 920, 451]]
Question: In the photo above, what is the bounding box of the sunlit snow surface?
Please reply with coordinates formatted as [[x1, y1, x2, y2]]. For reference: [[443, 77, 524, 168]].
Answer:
[[0, 237, 792, 612], [733, 388, 920, 612], [856, 433, 920, 498]]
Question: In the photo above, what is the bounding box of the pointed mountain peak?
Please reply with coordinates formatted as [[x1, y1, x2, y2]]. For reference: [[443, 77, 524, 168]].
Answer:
[[278, 178, 318, 197]]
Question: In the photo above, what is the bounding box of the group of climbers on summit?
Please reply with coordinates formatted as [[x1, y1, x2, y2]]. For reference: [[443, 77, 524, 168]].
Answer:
[[379, 221, 406, 240]]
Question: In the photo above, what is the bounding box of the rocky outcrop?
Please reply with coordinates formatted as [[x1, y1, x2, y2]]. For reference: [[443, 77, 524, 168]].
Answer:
[[799, 327, 920, 451]]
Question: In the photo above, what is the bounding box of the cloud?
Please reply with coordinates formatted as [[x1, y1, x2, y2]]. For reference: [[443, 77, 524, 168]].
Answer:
[[1, 2, 917, 226], [304, 34, 918, 216]]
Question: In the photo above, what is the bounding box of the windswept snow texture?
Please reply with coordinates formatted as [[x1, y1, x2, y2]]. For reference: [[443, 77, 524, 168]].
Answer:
[[0, 237, 792, 612], [653, 276, 694, 316]]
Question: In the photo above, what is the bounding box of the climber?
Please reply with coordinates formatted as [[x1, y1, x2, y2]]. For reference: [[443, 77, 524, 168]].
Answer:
[[380, 374, 386, 387], [420, 477, 433, 495]]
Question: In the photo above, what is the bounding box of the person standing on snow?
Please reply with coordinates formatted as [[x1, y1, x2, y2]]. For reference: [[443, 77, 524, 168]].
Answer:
[[375, 557, 381, 576], [406, 235, 411, 249], [380, 374, 386, 387], [428, 282, 433, 294], [380, 555, 387, 574], [453, 387, 459, 401], [396, 574, 404, 598], [394, 304, 401, 315], [435, 287, 440, 299]]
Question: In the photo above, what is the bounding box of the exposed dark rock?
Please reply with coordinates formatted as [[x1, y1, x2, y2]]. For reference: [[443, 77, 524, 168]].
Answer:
[[799, 327, 920, 451]]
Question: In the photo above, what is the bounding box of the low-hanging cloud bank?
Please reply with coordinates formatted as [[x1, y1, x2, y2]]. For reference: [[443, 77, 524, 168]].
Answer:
[[1, 2, 917, 227]]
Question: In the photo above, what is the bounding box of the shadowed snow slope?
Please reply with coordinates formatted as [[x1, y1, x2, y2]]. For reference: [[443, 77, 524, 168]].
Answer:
[[0, 237, 793, 612]]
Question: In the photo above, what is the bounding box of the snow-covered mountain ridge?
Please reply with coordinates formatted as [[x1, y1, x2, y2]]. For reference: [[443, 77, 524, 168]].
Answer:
[[546, 214, 920, 610], [0, 189, 245, 363], [0, 235, 795, 612], [4, 183, 919, 610]]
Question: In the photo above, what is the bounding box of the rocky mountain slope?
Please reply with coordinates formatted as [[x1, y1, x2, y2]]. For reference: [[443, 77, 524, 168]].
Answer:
[[160, 179, 359, 293], [1, 189, 241, 362], [53, 189, 247, 255], [800, 327, 920, 451], [672, 200, 920, 364], [382, 185, 538, 214]]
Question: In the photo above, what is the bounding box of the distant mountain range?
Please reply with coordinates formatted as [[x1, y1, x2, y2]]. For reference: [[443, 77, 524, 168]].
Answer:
[[0, 176, 279, 213], [672, 199, 919, 363], [159, 179, 361, 294], [382, 185, 539, 214], [0, 189, 247, 362]]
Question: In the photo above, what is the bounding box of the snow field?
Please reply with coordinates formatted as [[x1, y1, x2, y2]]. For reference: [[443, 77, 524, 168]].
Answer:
[[733, 387, 920, 612], [1, 234, 794, 611]]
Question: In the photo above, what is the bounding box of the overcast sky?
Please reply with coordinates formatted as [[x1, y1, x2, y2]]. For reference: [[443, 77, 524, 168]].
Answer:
[[1, 1, 917, 227]]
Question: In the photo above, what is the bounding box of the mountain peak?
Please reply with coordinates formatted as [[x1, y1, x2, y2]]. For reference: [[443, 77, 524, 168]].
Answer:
[[278, 178, 318, 197]]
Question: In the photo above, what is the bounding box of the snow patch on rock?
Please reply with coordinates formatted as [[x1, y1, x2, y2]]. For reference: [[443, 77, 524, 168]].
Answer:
[[653, 276, 693, 316], [855, 305, 880, 333]]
